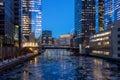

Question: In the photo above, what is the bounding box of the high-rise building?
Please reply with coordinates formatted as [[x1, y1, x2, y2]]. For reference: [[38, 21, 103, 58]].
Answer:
[[0, 0, 14, 47], [22, 0, 32, 40], [22, 0, 42, 40], [95, 0, 104, 33], [104, 0, 120, 30], [31, 0, 42, 39], [14, 0, 22, 47], [75, 0, 96, 47]]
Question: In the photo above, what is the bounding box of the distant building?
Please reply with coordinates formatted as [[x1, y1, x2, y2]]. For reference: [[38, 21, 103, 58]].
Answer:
[[0, 0, 14, 47], [90, 20, 120, 59], [41, 30, 54, 45], [70, 35, 75, 47], [53, 38, 59, 46], [74, 0, 96, 47], [29, 32, 35, 42], [59, 34, 73, 46]]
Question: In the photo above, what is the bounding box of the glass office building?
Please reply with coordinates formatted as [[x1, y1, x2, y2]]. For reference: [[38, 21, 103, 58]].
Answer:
[[104, 0, 120, 30], [0, 0, 14, 47], [96, 0, 104, 33], [22, 0, 42, 40], [14, 0, 22, 47], [31, 0, 42, 39], [104, 0, 113, 30], [22, 0, 32, 40], [75, 0, 95, 47]]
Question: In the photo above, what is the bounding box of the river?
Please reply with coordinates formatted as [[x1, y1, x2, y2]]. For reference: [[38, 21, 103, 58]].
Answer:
[[0, 49, 120, 80]]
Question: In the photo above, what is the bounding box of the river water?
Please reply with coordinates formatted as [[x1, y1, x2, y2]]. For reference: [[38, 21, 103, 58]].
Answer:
[[0, 49, 120, 80]]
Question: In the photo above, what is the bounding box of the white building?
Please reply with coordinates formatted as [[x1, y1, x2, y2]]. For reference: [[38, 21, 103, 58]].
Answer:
[[90, 20, 120, 59]]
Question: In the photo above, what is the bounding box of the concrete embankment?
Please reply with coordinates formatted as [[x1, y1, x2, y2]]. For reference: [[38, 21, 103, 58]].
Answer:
[[0, 53, 41, 73], [71, 52, 120, 63], [88, 54, 120, 63]]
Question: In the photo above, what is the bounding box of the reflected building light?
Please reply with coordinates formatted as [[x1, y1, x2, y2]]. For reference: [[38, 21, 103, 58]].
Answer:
[[0, 2, 4, 6], [30, 60, 33, 65], [34, 57, 38, 65], [92, 50, 110, 55]]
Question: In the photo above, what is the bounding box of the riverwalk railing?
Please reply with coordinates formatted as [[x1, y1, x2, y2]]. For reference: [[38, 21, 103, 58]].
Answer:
[[0, 47, 34, 62]]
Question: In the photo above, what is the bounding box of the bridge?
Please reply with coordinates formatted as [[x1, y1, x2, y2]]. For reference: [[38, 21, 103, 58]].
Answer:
[[24, 46, 79, 53], [40, 46, 78, 49], [22, 42, 79, 51]]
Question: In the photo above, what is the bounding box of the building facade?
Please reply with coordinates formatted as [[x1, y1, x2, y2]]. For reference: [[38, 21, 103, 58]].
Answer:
[[104, 0, 120, 30], [75, 0, 96, 47], [59, 34, 73, 47], [31, 0, 42, 39], [96, 0, 104, 33], [22, 0, 42, 40], [90, 20, 120, 59], [14, 0, 22, 47], [41, 30, 54, 45], [0, 0, 14, 47], [22, 0, 31, 40]]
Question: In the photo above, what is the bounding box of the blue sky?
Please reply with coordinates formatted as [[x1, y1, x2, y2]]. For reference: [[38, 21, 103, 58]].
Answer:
[[42, 0, 74, 38]]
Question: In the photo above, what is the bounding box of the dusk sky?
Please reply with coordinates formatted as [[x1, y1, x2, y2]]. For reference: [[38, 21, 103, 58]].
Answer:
[[42, 0, 74, 38]]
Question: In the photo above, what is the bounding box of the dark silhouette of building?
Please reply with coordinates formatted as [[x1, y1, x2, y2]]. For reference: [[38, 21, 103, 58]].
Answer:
[[41, 30, 54, 45], [0, 0, 14, 47], [75, 0, 96, 47], [14, 0, 22, 48], [0, 0, 22, 47]]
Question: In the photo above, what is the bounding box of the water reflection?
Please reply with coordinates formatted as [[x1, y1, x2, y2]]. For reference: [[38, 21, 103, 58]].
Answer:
[[93, 59, 104, 80], [1, 49, 120, 80]]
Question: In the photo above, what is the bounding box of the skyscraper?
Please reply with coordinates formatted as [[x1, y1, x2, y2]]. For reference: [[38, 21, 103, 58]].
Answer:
[[104, 0, 113, 30], [22, 0, 42, 41], [14, 0, 22, 47], [0, 0, 14, 47], [96, 0, 104, 33], [22, 0, 31, 40], [104, 0, 120, 30], [31, 0, 42, 39], [75, 0, 96, 47]]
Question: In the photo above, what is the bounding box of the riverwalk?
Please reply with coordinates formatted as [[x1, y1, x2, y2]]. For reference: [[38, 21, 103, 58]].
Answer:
[[0, 53, 39, 73]]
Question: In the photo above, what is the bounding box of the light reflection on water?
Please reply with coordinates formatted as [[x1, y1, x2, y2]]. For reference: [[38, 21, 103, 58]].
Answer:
[[0, 49, 120, 80]]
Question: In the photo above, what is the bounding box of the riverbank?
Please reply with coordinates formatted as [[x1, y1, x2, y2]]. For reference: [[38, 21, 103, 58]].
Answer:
[[88, 54, 120, 63], [0, 53, 40, 73], [71, 52, 120, 63]]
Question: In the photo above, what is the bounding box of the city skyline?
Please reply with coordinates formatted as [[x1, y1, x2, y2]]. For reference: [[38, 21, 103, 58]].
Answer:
[[1, 1, 120, 80]]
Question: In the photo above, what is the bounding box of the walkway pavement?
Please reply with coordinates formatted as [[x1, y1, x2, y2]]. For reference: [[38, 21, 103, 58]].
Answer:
[[0, 53, 35, 73]]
